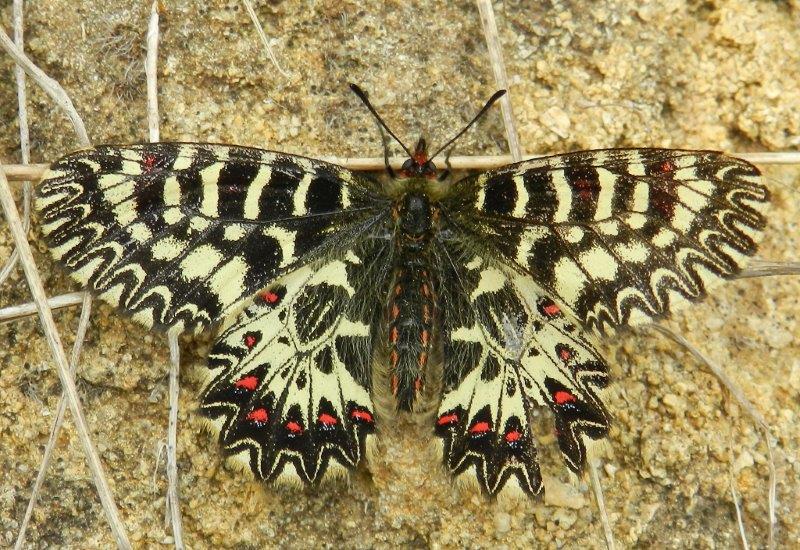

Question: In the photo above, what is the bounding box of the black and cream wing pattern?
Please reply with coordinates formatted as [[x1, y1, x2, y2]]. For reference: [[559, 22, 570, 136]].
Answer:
[[442, 148, 769, 335], [36, 138, 769, 497], [37, 142, 392, 483], [433, 147, 768, 495], [36, 143, 388, 333]]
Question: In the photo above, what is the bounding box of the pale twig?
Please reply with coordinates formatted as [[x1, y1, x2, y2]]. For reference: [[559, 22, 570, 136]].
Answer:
[[765, 426, 777, 549], [0, 0, 32, 286], [0, 166, 130, 549], [650, 324, 777, 547], [0, 25, 89, 146], [736, 259, 800, 279], [241, 0, 289, 78], [0, 291, 86, 324], [153, 439, 167, 488], [730, 466, 751, 550], [588, 460, 616, 550], [15, 291, 92, 550], [4, 150, 799, 184], [12, 0, 30, 165], [165, 332, 185, 549], [476, 0, 522, 161], [146, 1, 161, 143], [731, 486, 750, 550], [146, 8, 185, 544]]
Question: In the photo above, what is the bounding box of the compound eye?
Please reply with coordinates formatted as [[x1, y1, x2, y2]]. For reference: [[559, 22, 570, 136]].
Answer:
[[423, 161, 437, 175], [401, 159, 414, 172]]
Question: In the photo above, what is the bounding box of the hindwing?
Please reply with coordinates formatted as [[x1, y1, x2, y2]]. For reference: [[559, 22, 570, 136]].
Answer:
[[434, 242, 610, 497], [199, 239, 390, 483], [442, 148, 769, 334], [35, 143, 388, 333]]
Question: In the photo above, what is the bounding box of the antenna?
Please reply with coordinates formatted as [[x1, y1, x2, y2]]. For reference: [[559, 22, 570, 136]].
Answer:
[[429, 89, 506, 161], [349, 83, 412, 158]]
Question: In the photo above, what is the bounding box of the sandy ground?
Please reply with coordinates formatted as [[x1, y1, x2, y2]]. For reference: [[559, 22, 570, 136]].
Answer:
[[1, 0, 799, 548]]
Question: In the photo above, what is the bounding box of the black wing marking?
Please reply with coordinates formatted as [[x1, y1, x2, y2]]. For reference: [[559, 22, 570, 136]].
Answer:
[[441, 148, 769, 334], [36, 143, 390, 333]]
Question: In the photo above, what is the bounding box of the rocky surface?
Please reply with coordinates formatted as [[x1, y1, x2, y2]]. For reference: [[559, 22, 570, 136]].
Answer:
[[1, 0, 799, 548]]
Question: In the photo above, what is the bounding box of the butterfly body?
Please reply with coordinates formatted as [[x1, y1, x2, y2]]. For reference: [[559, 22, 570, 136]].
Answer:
[[388, 190, 439, 410]]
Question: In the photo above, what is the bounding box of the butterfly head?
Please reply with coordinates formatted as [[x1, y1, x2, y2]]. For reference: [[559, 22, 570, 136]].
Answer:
[[349, 83, 506, 182], [399, 138, 438, 179]]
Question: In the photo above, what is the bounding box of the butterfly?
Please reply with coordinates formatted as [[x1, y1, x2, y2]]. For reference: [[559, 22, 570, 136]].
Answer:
[[35, 84, 769, 497]]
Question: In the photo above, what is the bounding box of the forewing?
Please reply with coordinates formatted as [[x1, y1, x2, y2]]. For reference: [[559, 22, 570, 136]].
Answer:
[[442, 148, 769, 334], [434, 243, 610, 497], [199, 239, 390, 484], [36, 143, 388, 333]]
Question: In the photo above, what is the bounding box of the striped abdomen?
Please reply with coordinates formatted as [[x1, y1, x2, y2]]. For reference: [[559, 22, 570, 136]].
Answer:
[[387, 191, 437, 410]]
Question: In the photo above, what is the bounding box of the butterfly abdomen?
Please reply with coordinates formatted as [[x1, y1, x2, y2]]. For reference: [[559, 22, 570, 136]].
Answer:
[[387, 192, 438, 411]]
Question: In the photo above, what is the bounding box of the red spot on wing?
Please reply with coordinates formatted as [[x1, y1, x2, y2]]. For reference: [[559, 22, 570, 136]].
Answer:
[[554, 390, 577, 405], [285, 421, 303, 434], [414, 377, 423, 392], [318, 413, 338, 426], [261, 291, 280, 304], [469, 421, 491, 435], [558, 347, 572, 361], [541, 301, 561, 317], [505, 430, 522, 443], [437, 413, 459, 426], [243, 332, 259, 349], [234, 376, 259, 391], [350, 409, 374, 423], [246, 408, 268, 423], [658, 160, 675, 173], [142, 154, 157, 172], [573, 178, 600, 201]]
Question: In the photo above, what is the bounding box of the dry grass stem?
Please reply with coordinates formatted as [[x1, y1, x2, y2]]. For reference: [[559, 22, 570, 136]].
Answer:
[[737, 259, 800, 279], [0, 166, 131, 549], [166, 333, 185, 549], [0, 291, 85, 324], [0, 25, 89, 146], [650, 324, 777, 547], [241, 0, 289, 78], [588, 460, 617, 550], [4, 151, 799, 185], [477, 0, 522, 161], [146, 8, 185, 542], [14, 292, 93, 550], [146, 1, 161, 143], [730, 470, 751, 550], [0, 0, 32, 286]]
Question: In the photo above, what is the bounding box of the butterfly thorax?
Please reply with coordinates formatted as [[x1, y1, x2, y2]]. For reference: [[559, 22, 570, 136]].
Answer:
[[387, 191, 438, 410]]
